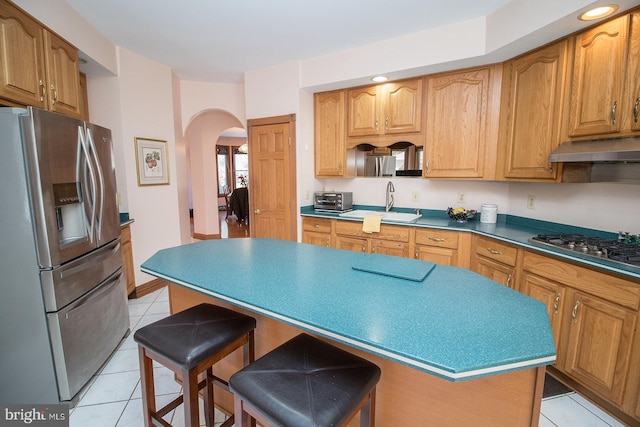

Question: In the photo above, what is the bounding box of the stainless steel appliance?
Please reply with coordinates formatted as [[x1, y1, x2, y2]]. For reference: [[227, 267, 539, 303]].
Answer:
[[0, 107, 129, 404], [548, 137, 640, 184], [364, 155, 396, 176], [313, 192, 353, 212], [529, 233, 640, 268]]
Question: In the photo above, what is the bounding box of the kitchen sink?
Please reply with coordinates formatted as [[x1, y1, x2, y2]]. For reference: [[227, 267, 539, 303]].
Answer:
[[339, 210, 421, 223]]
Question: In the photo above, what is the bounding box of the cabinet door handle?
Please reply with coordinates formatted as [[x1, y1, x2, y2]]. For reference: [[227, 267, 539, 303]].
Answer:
[[313, 224, 320, 228], [361, 245, 366, 252], [372, 245, 376, 253], [611, 100, 618, 125], [385, 116, 389, 130], [254, 209, 261, 214], [39, 79, 45, 101], [375, 118, 379, 131], [415, 250, 419, 259], [486, 248, 502, 255], [634, 97, 640, 123], [553, 293, 561, 314], [50, 84, 58, 105], [428, 237, 445, 242], [506, 274, 512, 288], [571, 300, 580, 324], [325, 239, 330, 247], [425, 159, 429, 174]]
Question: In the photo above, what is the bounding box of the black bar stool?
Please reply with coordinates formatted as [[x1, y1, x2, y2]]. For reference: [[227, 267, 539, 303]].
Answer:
[[229, 333, 381, 427], [134, 303, 256, 427]]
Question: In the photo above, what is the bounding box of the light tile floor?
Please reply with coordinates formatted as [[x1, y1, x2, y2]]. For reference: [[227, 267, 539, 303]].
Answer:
[[70, 287, 629, 427]]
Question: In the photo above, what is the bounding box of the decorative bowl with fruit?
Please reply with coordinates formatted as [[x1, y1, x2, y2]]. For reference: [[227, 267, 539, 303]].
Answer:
[[447, 207, 476, 223]]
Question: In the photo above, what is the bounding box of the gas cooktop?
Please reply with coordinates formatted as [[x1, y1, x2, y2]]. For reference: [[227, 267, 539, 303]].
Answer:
[[529, 233, 640, 269]]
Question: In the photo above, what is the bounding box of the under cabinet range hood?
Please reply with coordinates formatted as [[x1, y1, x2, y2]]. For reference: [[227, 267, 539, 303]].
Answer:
[[549, 137, 640, 184], [549, 137, 640, 163]]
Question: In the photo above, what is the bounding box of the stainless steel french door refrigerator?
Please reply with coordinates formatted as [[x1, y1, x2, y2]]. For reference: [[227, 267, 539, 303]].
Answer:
[[0, 107, 129, 405]]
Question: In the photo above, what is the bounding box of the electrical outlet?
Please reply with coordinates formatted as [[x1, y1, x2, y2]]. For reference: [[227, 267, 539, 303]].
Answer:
[[457, 192, 466, 204], [411, 191, 420, 202], [527, 195, 536, 209], [304, 190, 310, 200]]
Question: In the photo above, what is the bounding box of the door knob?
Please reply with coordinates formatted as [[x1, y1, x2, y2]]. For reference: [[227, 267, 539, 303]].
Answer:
[[254, 209, 261, 214]]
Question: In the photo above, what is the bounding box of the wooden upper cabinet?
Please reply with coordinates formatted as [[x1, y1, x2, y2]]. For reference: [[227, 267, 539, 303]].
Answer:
[[0, 1, 81, 118], [424, 65, 501, 179], [314, 90, 349, 177], [382, 79, 423, 134], [569, 15, 630, 137], [347, 85, 379, 137], [43, 29, 81, 118], [347, 78, 423, 137], [0, 1, 46, 108], [625, 12, 640, 133], [498, 40, 570, 181]]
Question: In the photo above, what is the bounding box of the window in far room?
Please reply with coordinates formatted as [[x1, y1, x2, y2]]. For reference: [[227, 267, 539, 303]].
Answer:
[[217, 145, 249, 196]]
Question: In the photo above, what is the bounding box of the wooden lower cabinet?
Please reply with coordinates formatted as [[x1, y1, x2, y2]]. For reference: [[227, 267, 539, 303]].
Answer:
[[471, 235, 519, 289], [521, 273, 565, 356], [121, 224, 135, 295], [563, 289, 637, 406], [414, 228, 463, 266], [521, 250, 640, 422], [335, 221, 413, 257], [301, 217, 332, 247], [370, 237, 411, 257], [334, 220, 411, 258]]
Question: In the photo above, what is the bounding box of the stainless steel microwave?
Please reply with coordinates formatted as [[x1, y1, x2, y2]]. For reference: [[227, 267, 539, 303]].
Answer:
[[313, 192, 353, 212]]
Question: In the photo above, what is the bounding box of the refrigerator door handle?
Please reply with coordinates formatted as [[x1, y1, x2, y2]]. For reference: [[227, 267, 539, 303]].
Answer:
[[86, 128, 105, 241], [77, 126, 97, 243]]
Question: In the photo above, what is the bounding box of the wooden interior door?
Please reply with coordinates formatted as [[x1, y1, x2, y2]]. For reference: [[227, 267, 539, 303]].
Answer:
[[248, 115, 297, 241]]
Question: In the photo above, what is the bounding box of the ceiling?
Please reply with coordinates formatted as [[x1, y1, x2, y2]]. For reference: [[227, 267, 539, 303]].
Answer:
[[65, 0, 639, 84], [65, 0, 514, 83]]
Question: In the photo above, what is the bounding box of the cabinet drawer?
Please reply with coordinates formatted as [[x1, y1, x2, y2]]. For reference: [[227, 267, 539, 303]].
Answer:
[[523, 251, 640, 310], [474, 236, 518, 266], [302, 217, 332, 234], [334, 220, 410, 242], [415, 228, 458, 249]]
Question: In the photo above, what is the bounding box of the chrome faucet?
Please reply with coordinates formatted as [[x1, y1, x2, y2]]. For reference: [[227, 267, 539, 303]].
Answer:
[[385, 181, 395, 212]]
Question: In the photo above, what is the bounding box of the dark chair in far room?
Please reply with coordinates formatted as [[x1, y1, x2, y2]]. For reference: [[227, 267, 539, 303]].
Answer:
[[229, 187, 249, 225], [134, 303, 256, 427], [230, 333, 381, 427]]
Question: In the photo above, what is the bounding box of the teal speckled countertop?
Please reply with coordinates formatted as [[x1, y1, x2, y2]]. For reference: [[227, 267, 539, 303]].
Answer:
[[141, 238, 556, 381], [301, 205, 640, 281]]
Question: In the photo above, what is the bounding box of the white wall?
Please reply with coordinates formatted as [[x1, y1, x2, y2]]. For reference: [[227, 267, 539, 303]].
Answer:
[[180, 81, 246, 130], [115, 48, 182, 284]]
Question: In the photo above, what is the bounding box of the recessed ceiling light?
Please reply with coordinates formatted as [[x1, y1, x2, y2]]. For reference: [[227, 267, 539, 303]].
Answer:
[[579, 5, 618, 21], [371, 75, 389, 83]]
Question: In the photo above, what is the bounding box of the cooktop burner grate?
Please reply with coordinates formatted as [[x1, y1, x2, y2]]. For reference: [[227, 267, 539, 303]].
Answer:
[[529, 234, 640, 269]]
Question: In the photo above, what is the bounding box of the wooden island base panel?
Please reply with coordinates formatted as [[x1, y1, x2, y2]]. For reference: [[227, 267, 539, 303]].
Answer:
[[169, 284, 545, 427]]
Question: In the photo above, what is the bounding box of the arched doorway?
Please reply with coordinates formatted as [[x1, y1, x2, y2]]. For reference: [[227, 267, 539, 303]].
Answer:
[[185, 109, 244, 239]]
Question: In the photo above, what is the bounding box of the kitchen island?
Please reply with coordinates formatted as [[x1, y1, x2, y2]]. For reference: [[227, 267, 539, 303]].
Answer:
[[141, 238, 556, 426]]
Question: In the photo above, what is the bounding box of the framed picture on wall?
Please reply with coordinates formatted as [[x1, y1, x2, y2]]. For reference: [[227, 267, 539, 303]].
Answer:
[[135, 137, 170, 186]]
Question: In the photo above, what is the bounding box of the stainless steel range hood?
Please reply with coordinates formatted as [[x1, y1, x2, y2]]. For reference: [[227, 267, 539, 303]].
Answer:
[[548, 137, 640, 184], [549, 137, 640, 163]]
